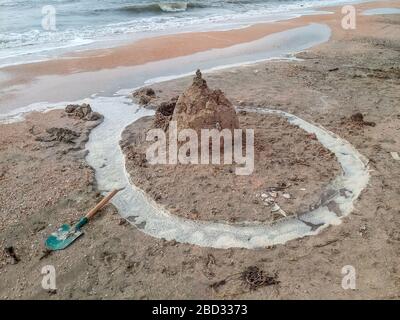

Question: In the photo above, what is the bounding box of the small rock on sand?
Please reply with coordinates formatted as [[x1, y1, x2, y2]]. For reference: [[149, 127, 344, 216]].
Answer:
[[36, 127, 80, 143], [133, 87, 156, 105], [4, 246, 20, 265], [350, 112, 376, 127], [65, 103, 102, 121], [65, 103, 91, 118]]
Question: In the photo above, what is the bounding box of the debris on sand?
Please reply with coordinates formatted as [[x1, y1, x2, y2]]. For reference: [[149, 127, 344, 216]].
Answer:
[[210, 266, 279, 294], [350, 112, 376, 127], [4, 246, 20, 265], [36, 127, 80, 144], [118, 218, 128, 226], [123, 105, 340, 222], [39, 249, 53, 260], [359, 225, 368, 237], [268, 191, 278, 198], [65, 103, 102, 121], [265, 183, 289, 192], [85, 112, 102, 122], [390, 152, 400, 161], [270, 203, 287, 217], [240, 266, 279, 291], [307, 133, 317, 140], [205, 253, 216, 268], [210, 279, 227, 291], [350, 112, 363, 123], [172, 69, 239, 134], [202, 253, 217, 279], [282, 193, 291, 199], [126, 149, 147, 167], [133, 87, 156, 105]]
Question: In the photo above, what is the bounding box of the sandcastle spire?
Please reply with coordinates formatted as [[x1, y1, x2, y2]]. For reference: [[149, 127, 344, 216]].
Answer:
[[193, 69, 207, 88]]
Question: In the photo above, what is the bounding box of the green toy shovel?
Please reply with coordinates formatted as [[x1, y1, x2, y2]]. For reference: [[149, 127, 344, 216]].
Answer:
[[45, 189, 122, 251]]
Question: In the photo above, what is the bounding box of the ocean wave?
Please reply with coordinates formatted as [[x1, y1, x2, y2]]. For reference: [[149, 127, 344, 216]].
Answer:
[[115, 1, 207, 14], [159, 2, 187, 12]]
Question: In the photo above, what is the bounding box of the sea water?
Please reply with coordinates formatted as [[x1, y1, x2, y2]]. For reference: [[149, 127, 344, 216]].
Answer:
[[1, 0, 367, 67]]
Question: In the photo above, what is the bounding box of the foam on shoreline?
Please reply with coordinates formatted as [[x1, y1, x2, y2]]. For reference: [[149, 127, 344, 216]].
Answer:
[[1, 23, 330, 115], [362, 7, 400, 15]]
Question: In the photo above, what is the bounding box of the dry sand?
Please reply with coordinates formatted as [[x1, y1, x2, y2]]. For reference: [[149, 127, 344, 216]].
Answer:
[[0, 1, 399, 299], [121, 112, 340, 223]]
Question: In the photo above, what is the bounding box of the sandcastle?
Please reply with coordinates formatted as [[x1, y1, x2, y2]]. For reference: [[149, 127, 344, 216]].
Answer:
[[121, 70, 342, 224], [154, 70, 239, 134], [172, 69, 240, 134]]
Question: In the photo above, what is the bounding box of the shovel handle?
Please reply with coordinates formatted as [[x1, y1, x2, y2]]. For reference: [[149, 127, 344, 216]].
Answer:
[[85, 189, 122, 220]]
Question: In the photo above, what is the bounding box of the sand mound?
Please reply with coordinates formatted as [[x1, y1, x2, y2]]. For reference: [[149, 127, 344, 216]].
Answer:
[[121, 71, 341, 223], [172, 70, 239, 134]]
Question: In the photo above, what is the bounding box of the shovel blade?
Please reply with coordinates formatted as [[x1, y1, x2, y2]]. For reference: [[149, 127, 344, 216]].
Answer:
[[45, 224, 84, 251]]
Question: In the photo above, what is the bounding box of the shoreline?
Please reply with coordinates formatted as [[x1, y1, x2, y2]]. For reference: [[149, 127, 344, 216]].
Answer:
[[1, 0, 400, 113], [0, 0, 367, 70], [0, 23, 331, 116]]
